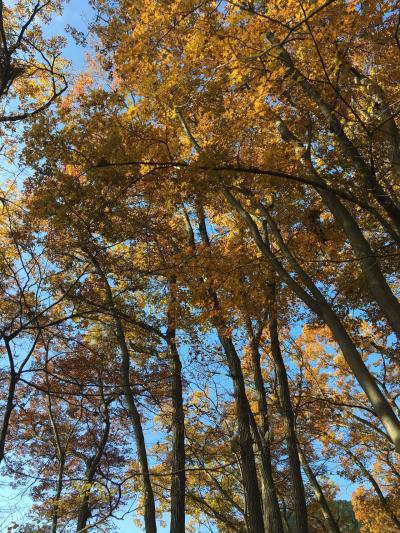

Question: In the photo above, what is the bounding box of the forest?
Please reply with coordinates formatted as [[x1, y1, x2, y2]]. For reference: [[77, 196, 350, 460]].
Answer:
[[0, 0, 399, 531]]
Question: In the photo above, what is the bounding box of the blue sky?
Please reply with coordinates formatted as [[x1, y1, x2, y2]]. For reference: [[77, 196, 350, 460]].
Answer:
[[49, 0, 93, 67]]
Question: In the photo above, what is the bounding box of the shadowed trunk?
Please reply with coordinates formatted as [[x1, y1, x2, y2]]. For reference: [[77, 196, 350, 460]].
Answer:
[[298, 446, 341, 533], [268, 296, 308, 533], [167, 278, 186, 533], [246, 320, 284, 533], [195, 204, 265, 533], [90, 253, 157, 533]]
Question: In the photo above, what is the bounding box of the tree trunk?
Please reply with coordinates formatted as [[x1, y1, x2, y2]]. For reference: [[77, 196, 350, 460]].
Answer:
[[167, 279, 186, 533], [276, 115, 400, 337], [268, 305, 308, 533], [195, 205, 265, 533], [122, 385, 157, 533], [52, 456, 65, 533], [0, 371, 16, 463], [76, 407, 110, 532], [310, 166, 400, 338], [246, 322, 284, 533], [298, 447, 341, 533], [90, 254, 157, 533], [0, 336, 38, 462], [218, 334, 266, 533]]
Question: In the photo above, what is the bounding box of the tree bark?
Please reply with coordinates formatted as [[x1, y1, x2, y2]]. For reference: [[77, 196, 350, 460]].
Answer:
[[0, 370, 16, 463], [45, 354, 66, 533], [308, 162, 400, 338], [76, 400, 110, 531], [0, 336, 39, 462], [167, 279, 186, 533], [195, 204, 265, 533], [218, 334, 266, 533], [90, 253, 157, 533], [268, 303, 308, 533], [246, 320, 284, 533], [52, 456, 65, 533], [297, 447, 341, 533]]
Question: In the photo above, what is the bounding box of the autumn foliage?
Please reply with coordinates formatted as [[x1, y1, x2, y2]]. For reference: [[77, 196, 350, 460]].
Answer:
[[0, 0, 399, 532]]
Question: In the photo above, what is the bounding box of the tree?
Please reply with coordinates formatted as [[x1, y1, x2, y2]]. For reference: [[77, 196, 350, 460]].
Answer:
[[1, 0, 400, 531]]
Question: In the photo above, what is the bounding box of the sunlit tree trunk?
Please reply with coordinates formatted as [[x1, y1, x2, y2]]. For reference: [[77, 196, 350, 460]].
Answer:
[[223, 189, 400, 452]]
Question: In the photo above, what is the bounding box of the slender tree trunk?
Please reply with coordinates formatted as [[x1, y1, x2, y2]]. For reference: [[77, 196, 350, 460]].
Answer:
[[268, 302, 308, 533], [195, 204, 265, 533], [0, 371, 16, 463], [218, 334, 266, 533], [44, 346, 66, 533], [309, 166, 400, 338], [0, 336, 38, 462], [246, 322, 284, 533], [90, 254, 157, 533], [319, 303, 400, 451], [76, 406, 110, 532], [248, 409, 284, 533], [52, 455, 65, 533], [167, 279, 186, 533], [119, 356, 157, 533], [297, 447, 341, 533]]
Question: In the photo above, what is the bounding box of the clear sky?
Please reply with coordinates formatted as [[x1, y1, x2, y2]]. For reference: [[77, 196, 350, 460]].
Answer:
[[49, 0, 93, 67]]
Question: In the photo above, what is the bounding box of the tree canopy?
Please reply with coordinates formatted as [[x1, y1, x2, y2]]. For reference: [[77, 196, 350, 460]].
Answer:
[[0, 0, 400, 531]]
